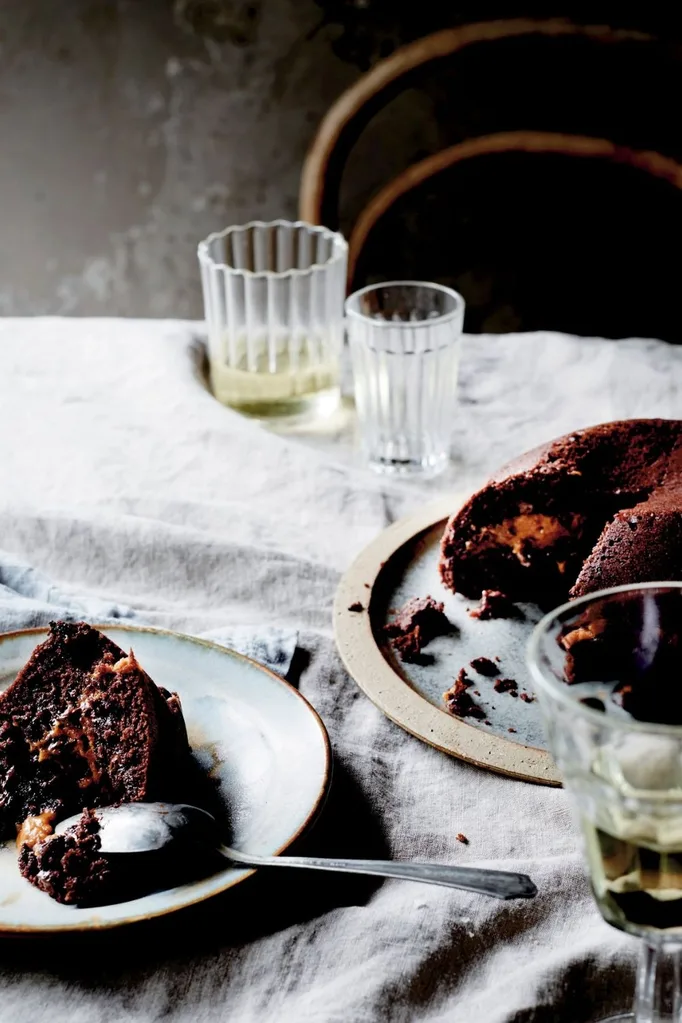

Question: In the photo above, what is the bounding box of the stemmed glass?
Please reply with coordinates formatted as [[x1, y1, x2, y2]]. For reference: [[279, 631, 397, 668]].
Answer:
[[528, 583, 682, 1023]]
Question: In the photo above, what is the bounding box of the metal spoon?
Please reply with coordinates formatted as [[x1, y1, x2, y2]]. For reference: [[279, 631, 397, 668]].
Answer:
[[56, 802, 537, 900]]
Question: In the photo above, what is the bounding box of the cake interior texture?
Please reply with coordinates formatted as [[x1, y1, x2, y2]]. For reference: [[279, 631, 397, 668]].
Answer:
[[18, 808, 113, 906], [439, 419, 682, 604]]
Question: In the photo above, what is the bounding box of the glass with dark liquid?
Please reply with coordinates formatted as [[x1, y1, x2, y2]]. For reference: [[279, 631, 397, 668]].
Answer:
[[528, 583, 682, 1022]]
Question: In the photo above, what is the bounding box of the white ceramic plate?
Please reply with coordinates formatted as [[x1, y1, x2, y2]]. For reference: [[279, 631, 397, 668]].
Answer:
[[0, 625, 331, 933]]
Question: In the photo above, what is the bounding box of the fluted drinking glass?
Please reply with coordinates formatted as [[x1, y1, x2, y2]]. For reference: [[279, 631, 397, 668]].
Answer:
[[345, 281, 464, 477], [528, 583, 682, 1022], [198, 220, 347, 421]]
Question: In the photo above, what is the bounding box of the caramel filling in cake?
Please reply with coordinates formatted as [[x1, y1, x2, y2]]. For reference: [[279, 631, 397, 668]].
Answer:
[[26, 678, 120, 788], [471, 510, 585, 567], [28, 712, 103, 788], [16, 811, 56, 850]]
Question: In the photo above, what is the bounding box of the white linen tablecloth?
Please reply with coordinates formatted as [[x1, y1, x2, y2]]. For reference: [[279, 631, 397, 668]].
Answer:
[[1, 320, 682, 1022]]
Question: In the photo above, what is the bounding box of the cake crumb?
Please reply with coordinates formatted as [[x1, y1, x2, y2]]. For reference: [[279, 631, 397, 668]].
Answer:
[[469, 590, 518, 620], [520, 692, 536, 703], [456, 833, 469, 845], [391, 627, 424, 661], [494, 678, 518, 697], [348, 602, 363, 613], [508, 727, 517, 733], [385, 596, 450, 663], [456, 667, 473, 688], [470, 656, 499, 677], [443, 676, 485, 720]]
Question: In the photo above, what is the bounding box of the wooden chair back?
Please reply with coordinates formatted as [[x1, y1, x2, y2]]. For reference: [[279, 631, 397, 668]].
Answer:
[[299, 19, 682, 338]]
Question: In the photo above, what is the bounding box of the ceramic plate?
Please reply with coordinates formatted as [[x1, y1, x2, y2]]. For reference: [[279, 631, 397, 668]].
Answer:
[[0, 625, 330, 933], [335, 494, 560, 786]]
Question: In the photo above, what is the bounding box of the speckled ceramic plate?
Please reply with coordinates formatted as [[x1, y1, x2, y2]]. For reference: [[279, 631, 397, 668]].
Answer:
[[0, 625, 331, 933], [335, 495, 560, 786]]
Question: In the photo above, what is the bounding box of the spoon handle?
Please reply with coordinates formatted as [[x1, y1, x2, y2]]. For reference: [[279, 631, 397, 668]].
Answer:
[[219, 848, 536, 900]]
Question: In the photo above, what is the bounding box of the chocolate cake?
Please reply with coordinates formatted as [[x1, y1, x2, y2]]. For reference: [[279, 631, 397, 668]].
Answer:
[[18, 809, 113, 906], [440, 419, 682, 603], [0, 622, 189, 844]]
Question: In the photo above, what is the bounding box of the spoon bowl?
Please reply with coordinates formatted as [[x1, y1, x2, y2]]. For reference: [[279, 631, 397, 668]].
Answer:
[[57, 802, 220, 855]]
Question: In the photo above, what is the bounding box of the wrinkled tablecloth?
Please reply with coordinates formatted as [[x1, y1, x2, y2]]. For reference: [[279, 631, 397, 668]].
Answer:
[[2, 319, 682, 1023]]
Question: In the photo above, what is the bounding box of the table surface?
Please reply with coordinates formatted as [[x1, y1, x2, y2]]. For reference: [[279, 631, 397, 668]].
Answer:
[[2, 319, 681, 1023]]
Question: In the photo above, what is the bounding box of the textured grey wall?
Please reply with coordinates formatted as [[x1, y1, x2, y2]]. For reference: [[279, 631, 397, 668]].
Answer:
[[0, 0, 357, 316]]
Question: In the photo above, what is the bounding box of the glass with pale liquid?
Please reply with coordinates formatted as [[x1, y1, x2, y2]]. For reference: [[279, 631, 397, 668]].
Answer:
[[198, 220, 347, 421], [528, 583, 682, 1022]]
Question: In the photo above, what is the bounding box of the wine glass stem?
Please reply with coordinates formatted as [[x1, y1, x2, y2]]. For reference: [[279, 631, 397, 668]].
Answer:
[[635, 941, 682, 1021]]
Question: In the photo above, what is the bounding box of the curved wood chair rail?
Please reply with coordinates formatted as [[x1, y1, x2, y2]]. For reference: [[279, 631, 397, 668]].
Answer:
[[299, 18, 655, 230], [346, 130, 682, 287]]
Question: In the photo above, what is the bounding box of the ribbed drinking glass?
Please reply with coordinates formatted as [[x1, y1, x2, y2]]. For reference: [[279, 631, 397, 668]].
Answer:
[[198, 220, 347, 421], [345, 281, 465, 476]]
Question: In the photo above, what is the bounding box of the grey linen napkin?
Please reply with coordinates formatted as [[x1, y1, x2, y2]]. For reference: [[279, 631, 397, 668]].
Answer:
[[0, 550, 298, 676]]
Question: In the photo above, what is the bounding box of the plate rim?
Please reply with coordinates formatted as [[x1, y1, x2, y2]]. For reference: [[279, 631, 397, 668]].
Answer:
[[334, 493, 561, 787], [0, 622, 332, 934]]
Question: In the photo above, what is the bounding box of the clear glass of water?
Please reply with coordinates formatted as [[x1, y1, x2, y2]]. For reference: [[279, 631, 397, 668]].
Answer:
[[528, 583, 682, 1023], [198, 220, 347, 422], [345, 281, 465, 477]]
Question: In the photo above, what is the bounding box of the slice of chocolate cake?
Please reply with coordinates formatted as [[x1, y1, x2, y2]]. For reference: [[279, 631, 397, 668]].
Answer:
[[0, 621, 189, 843], [439, 419, 682, 603]]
